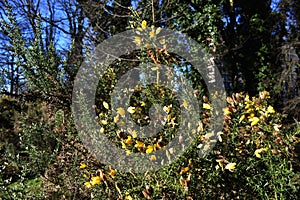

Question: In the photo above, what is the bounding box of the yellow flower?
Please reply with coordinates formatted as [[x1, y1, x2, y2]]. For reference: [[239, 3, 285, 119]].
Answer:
[[245, 104, 251, 109], [156, 27, 162, 34], [254, 147, 268, 158], [245, 94, 250, 102], [100, 120, 108, 125], [267, 105, 275, 114], [125, 135, 133, 145], [167, 115, 176, 125], [103, 101, 109, 110], [146, 145, 156, 154], [150, 155, 156, 161], [121, 141, 127, 149], [127, 106, 136, 114], [226, 96, 234, 104], [182, 100, 188, 109], [125, 194, 133, 200], [91, 176, 102, 185], [133, 36, 142, 46], [204, 132, 214, 139], [246, 108, 254, 114], [167, 114, 172, 121], [239, 115, 245, 123], [131, 130, 137, 138], [140, 101, 146, 106], [254, 104, 262, 111], [216, 159, 224, 168], [163, 104, 172, 113], [217, 131, 223, 142], [117, 107, 126, 116], [135, 140, 145, 148], [109, 168, 116, 178], [225, 162, 236, 172], [137, 27, 143, 32], [114, 115, 119, 123], [203, 103, 211, 110], [100, 127, 105, 134], [274, 124, 281, 132], [180, 167, 189, 175], [259, 91, 270, 99], [197, 121, 204, 132], [141, 20, 147, 29], [149, 31, 155, 38], [249, 116, 259, 126], [84, 182, 92, 188], [223, 107, 231, 115], [80, 163, 87, 169], [248, 113, 255, 118]]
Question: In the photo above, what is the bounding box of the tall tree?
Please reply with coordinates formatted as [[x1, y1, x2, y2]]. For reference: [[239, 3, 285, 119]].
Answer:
[[0, 0, 87, 105]]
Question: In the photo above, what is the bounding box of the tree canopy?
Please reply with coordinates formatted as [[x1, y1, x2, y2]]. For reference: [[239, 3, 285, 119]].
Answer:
[[0, 0, 299, 106]]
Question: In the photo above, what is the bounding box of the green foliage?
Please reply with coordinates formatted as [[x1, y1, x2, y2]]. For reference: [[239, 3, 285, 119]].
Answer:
[[0, 96, 21, 130], [218, 92, 299, 199], [0, 1, 82, 105], [0, 177, 43, 200], [0, 100, 68, 199], [77, 91, 299, 199], [1, 0, 300, 199]]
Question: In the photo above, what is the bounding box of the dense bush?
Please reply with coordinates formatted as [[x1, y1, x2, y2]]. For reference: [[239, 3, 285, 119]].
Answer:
[[1, 93, 299, 199], [0, 97, 88, 199], [72, 21, 300, 199], [76, 91, 300, 199], [1, 15, 300, 199]]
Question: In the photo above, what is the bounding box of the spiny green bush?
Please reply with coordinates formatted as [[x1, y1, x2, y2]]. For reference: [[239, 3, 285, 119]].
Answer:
[[77, 91, 299, 199], [201, 91, 299, 199], [74, 19, 299, 199], [0, 100, 69, 199]]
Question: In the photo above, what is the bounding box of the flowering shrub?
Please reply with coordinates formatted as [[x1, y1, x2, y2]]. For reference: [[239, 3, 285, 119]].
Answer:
[[79, 85, 300, 199], [2, 18, 299, 199], [75, 18, 299, 199], [207, 91, 299, 199]]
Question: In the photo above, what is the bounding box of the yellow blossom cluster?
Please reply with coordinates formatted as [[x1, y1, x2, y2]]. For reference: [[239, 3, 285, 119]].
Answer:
[[79, 163, 116, 189], [222, 91, 286, 162], [203, 103, 211, 110], [132, 20, 165, 48], [120, 135, 159, 156], [225, 91, 277, 127], [215, 159, 237, 172]]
